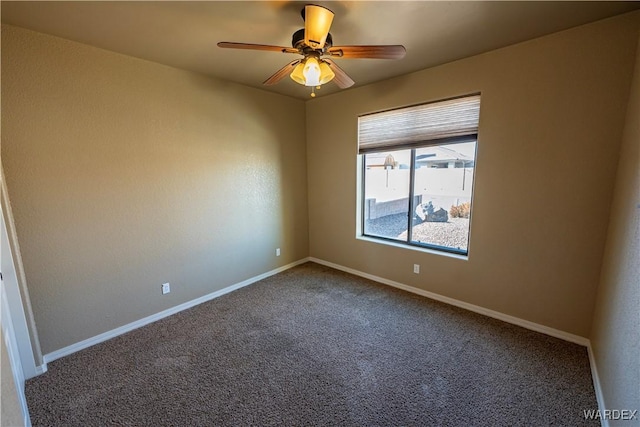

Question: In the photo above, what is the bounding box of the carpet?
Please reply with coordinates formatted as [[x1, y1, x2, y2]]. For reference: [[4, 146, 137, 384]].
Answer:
[[25, 262, 598, 426]]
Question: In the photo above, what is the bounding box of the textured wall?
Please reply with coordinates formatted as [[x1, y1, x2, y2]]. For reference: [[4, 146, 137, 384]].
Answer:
[[1, 25, 309, 354], [590, 30, 640, 419], [306, 12, 639, 337]]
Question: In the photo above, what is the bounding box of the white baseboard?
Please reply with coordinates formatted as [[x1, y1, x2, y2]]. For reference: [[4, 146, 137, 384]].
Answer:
[[34, 364, 47, 376], [43, 258, 310, 364], [41, 256, 593, 370], [308, 257, 590, 346], [587, 343, 609, 427], [42, 255, 590, 356], [39, 256, 606, 421]]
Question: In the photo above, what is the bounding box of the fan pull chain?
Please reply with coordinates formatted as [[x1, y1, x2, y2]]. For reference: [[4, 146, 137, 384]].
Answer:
[[310, 85, 322, 98]]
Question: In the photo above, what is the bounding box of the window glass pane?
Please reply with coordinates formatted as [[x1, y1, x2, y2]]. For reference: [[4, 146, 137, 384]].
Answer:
[[410, 142, 476, 252], [363, 149, 412, 241]]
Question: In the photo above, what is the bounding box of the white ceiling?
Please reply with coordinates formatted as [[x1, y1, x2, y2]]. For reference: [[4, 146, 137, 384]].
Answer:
[[2, 1, 639, 100]]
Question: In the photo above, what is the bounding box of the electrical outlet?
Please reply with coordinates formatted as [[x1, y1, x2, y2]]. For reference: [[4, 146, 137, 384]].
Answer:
[[276, 248, 281, 257], [413, 264, 420, 274], [161, 283, 170, 295]]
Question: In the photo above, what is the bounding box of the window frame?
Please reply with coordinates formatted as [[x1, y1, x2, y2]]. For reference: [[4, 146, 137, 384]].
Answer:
[[357, 94, 481, 257]]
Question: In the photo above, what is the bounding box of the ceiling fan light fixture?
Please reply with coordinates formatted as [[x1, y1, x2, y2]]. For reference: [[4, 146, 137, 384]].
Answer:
[[290, 57, 334, 88], [304, 5, 334, 49]]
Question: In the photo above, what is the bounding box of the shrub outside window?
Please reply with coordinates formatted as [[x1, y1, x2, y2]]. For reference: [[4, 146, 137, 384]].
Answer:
[[359, 94, 480, 255]]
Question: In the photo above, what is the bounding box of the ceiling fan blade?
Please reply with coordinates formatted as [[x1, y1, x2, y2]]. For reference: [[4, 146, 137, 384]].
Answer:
[[218, 42, 299, 54], [304, 5, 334, 49], [263, 60, 301, 86], [327, 45, 406, 60], [323, 59, 355, 89]]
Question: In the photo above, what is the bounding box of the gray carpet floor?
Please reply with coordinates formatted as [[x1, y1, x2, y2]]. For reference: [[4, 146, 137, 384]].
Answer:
[[25, 262, 598, 426]]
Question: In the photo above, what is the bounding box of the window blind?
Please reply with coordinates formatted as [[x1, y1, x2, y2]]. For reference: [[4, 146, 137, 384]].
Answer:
[[358, 94, 481, 154]]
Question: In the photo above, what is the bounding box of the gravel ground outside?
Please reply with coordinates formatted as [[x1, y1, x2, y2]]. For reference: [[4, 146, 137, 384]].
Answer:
[[365, 213, 470, 251]]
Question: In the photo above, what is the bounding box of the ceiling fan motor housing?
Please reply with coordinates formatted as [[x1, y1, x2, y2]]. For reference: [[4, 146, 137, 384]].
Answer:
[[292, 28, 333, 50]]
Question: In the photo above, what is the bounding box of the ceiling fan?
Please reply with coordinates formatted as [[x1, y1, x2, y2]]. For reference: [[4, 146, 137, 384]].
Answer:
[[218, 4, 406, 97]]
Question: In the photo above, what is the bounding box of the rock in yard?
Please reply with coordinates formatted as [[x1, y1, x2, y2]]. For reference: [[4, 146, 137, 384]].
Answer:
[[427, 207, 449, 222], [416, 201, 449, 222]]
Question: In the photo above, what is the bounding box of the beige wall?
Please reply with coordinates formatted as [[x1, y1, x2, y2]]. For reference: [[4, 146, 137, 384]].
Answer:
[[307, 12, 640, 338], [1, 25, 309, 355], [590, 31, 640, 419]]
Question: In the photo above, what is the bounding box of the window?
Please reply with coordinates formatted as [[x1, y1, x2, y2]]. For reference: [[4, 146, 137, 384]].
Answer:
[[359, 94, 480, 256]]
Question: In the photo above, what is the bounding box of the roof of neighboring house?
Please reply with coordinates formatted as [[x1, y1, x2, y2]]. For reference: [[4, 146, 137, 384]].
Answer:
[[365, 145, 473, 168], [416, 146, 473, 164]]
